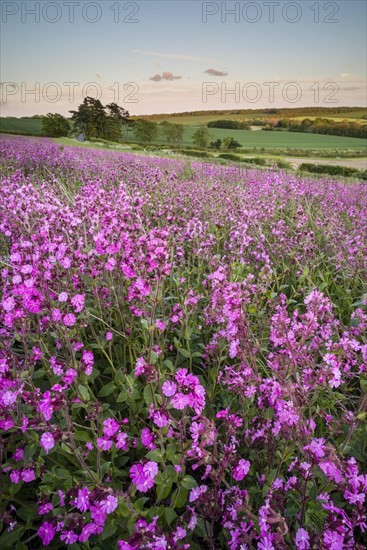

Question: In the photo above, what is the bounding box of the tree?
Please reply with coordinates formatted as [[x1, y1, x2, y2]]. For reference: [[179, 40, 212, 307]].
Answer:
[[210, 139, 222, 149], [69, 97, 130, 141], [192, 127, 210, 148], [223, 136, 241, 149], [70, 97, 98, 138], [133, 119, 159, 143], [160, 122, 184, 145], [105, 103, 130, 140], [207, 120, 250, 130], [41, 113, 70, 137]]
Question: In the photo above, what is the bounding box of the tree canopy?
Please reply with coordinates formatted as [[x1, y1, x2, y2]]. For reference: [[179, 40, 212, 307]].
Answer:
[[69, 98, 130, 141], [160, 122, 184, 145], [133, 120, 159, 143], [41, 113, 70, 137], [192, 127, 210, 148]]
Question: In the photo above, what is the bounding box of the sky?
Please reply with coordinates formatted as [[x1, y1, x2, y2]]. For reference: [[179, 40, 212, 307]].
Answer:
[[0, 0, 366, 116]]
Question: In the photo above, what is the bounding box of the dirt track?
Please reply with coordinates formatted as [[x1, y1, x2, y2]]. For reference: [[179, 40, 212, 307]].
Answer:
[[284, 157, 367, 170]]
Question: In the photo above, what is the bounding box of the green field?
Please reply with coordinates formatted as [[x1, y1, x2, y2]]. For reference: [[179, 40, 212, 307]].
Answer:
[[327, 110, 367, 119], [196, 127, 366, 150], [2, 115, 366, 152], [128, 125, 366, 151], [0, 117, 42, 135], [142, 113, 272, 125], [143, 110, 367, 126], [292, 115, 366, 123]]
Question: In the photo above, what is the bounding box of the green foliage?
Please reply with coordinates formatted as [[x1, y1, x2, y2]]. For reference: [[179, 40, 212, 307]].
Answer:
[[261, 114, 367, 139], [69, 97, 129, 141], [209, 139, 222, 149], [298, 162, 367, 179], [244, 157, 266, 165], [217, 154, 267, 165], [41, 113, 70, 137], [192, 127, 210, 148], [222, 136, 242, 149], [160, 122, 184, 145], [133, 119, 159, 143], [179, 149, 212, 158], [218, 152, 242, 162], [207, 119, 251, 130], [276, 159, 293, 170]]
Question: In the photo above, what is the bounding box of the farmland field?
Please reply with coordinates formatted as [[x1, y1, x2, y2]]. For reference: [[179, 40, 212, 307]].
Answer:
[[180, 126, 367, 150], [0, 117, 43, 136], [2, 116, 367, 154], [121, 125, 367, 151], [137, 110, 367, 125], [1, 135, 367, 549]]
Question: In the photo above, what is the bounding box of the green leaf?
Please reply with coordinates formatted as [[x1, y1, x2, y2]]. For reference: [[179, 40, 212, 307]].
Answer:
[[284, 506, 299, 517], [165, 508, 177, 525], [178, 348, 191, 359], [181, 475, 197, 490], [159, 479, 173, 500], [146, 449, 163, 463], [16, 502, 38, 522], [134, 497, 149, 512], [150, 351, 159, 365], [143, 385, 155, 405], [23, 444, 37, 461], [98, 383, 116, 397], [118, 500, 131, 518], [55, 468, 72, 479], [101, 461, 111, 476], [166, 465, 178, 483], [308, 484, 318, 500], [162, 359, 174, 371], [74, 431, 91, 442], [140, 319, 149, 331], [173, 486, 188, 508], [33, 368, 46, 379], [101, 519, 116, 540], [166, 442, 178, 461], [117, 389, 128, 402], [154, 472, 165, 486], [78, 384, 90, 402], [0, 527, 26, 548], [115, 369, 125, 384], [184, 327, 192, 339]]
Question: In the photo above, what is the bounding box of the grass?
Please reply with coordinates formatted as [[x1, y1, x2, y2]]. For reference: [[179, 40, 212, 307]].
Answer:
[[2, 114, 366, 154], [141, 113, 273, 125], [0, 117, 43, 135], [291, 115, 367, 123], [53, 137, 132, 151], [139, 109, 367, 124], [125, 125, 367, 151]]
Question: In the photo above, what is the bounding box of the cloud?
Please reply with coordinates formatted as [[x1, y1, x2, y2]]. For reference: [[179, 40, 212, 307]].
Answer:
[[150, 71, 182, 82], [340, 73, 350, 78], [205, 68, 228, 77], [133, 49, 218, 63]]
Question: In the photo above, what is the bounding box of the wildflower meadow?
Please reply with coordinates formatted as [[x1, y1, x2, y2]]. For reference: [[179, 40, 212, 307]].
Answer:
[[0, 135, 366, 549]]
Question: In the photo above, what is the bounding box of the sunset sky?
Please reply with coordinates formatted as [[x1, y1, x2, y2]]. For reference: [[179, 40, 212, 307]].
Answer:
[[1, 0, 366, 116]]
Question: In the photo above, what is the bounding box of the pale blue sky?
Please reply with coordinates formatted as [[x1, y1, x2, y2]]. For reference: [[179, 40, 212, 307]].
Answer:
[[1, 0, 366, 115]]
